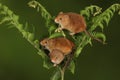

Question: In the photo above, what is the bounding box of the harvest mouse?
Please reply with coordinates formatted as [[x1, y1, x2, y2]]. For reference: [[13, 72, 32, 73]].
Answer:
[[40, 37, 75, 66], [40, 37, 75, 55], [55, 12, 86, 35], [54, 12, 104, 44], [49, 49, 65, 66]]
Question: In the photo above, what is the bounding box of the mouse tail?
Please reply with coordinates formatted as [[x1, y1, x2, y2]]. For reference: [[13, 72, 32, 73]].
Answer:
[[84, 29, 105, 44]]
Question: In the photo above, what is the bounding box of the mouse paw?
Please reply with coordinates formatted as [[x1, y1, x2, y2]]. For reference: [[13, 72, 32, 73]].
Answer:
[[69, 32, 75, 35], [55, 27, 63, 32], [53, 63, 57, 67]]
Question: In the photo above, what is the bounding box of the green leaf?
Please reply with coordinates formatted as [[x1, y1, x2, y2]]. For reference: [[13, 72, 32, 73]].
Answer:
[[37, 51, 53, 69], [24, 22, 29, 31], [75, 35, 89, 57], [22, 31, 28, 38], [43, 58, 53, 69], [68, 60, 75, 74], [97, 22, 104, 31], [34, 40, 40, 48], [48, 25, 57, 34], [37, 51, 46, 59], [28, 32, 34, 41], [0, 17, 11, 24], [50, 69, 61, 80], [3, 5, 8, 12], [49, 32, 64, 38], [88, 38, 92, 46], [17, 24, 23, 31], [90, 25, 96, 31], [111, 6, 116, 12], [12, 15, 19, 21], [28, 1, 37, 8], [106, 9, 113, 17], [93, 32, 106, 42], [7, 10, 13, 16], [103, 17, 109, 26], [75, 47, 83, 57], [0, 11, 7, 15]]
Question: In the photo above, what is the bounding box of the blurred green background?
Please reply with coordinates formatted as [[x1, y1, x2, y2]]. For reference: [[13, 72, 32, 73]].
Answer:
[[0, 0, 120, 80]]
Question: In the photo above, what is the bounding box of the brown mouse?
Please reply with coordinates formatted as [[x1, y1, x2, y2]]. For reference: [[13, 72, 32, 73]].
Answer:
[[40, 37, 74, 55], [54, 12, 104, 44], [55, 12, 86, 35], [49, 49, 65, 66], [40, 37, 75, 66]]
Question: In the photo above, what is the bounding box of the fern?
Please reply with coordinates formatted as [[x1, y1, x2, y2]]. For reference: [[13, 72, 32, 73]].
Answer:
[[0, 3, 53, 69], [28, 0, 66, 37], [74, 3, 120, 58], [28, 0, 58, 36], [92, 32, 106, 42], [0, 1, 120, 80], [80, 5, 102, 20], [28, 0, 52, 26], [90, 4, 120, 31]]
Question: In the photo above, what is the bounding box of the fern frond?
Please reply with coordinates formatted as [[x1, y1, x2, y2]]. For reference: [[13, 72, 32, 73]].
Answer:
[[74, 35, 90, 57], [80, 5, 102, 20], [92, 32, 106, 42], [28, 0, 58, 35], [68, 60, 75, 74], [1, 1, 120, 80], [90, 4, 120, 31], [0, 3, 52, 69], [71, 4, 120, 62], [28, 0, 52, 23], [50, 68, 61, 80]]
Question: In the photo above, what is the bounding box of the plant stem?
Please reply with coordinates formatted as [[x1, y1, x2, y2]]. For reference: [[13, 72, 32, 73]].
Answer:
[[28, 0, 52, 19], [60, 51, 75, 80], [61, 69, 64, 80]]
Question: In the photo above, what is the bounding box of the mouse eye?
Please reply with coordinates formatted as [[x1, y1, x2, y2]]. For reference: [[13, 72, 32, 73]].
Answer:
[[59, 18, 62, 20], [44, 41, 48, 45], [55, 56, 57, 59]]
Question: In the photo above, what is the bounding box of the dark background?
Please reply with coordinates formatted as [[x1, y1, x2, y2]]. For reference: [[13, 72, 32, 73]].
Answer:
[[0, 0, 120, 80]]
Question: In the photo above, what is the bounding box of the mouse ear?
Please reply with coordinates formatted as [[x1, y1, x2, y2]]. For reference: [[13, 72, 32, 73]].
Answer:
[[59, 12, 63, 14], [64, 15, 69, 18]]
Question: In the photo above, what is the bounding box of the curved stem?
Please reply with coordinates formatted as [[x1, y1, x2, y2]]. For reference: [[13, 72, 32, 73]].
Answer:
[[60, 52, 75, 80], [61, 69, 65, 80], [28, 0, 52, 18]]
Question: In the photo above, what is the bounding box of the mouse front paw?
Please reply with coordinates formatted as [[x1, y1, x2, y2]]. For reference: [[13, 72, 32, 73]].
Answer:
[[69, 32, 75, 35], [55, 27, 63, 32]]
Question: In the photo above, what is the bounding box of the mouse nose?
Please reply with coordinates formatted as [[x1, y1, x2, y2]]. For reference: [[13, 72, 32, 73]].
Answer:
[[51, 59, 55, 63], [54, 18, 58, 23]]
